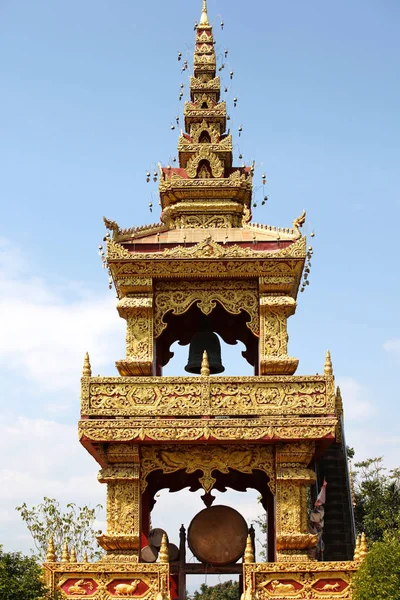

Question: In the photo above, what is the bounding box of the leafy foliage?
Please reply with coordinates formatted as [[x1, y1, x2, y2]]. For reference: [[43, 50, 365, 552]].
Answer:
[[352, 535, 400, 600], [0, 545, 55, 600], [192, 581, 240, 600], [16, 497, 103, 562], [353, 457, 400, 541], [252, 511, 267, 561]]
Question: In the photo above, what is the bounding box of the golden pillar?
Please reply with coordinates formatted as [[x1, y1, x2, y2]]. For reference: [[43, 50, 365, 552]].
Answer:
[[116, 283, 154, 376], [275, 441, 317, 561], [259, 293, 299, 375], [97, 446, 141, 559]]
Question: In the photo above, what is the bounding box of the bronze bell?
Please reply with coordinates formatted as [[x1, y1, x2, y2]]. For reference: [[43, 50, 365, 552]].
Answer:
[[185, 319, 224, 375]]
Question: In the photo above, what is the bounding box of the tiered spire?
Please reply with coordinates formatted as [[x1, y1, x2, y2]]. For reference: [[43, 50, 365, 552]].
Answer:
[[158, 0, 253, 230]]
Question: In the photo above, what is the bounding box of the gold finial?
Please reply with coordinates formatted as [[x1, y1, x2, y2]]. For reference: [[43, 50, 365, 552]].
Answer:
[[200, 0, 209, 25], [61, 541, 70, 563], [70, 547, 77, 563], [353, 534, 360, 561], [83, 551, 88, 563], [244, 534, 255, 563], [200, 351, 210, 376], [46, 537, 56, 562], [336, 386, 344, 420], [359, 532, 368, 561], [159, 533, 169, 563], [82, 352, 92, 377], [324, 350, 333, 376]]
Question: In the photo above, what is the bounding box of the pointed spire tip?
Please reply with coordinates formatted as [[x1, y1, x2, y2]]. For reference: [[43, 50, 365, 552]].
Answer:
[[200, 0, 209, 25], [324, 349, 333, 376]]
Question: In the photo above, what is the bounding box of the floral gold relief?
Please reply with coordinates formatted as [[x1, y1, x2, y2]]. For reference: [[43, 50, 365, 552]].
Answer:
[[140, 445, 275, 494], [154, 279, 259, 337], [81, 376, 332, 418]]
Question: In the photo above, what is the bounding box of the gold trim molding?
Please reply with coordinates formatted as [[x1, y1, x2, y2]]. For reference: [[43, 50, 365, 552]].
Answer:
[[79, 417, 337, 444], [106, 236, 306, 262]]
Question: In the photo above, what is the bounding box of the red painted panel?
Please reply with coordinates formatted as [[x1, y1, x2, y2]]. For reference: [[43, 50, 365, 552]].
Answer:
[[62, 579, 98, 596]]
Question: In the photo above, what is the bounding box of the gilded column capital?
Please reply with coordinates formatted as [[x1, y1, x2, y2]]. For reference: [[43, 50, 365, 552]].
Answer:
[[276, 441, 315, 467], [117, 295, 153, 319], [98, 465, 139, 484], [259, 294, 297, 317]]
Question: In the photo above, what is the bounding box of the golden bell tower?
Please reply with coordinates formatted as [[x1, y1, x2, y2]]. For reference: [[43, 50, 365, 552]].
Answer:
[[45, 1, 361, 598]]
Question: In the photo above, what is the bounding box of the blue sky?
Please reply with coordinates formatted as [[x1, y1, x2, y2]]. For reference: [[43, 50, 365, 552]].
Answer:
[[0, 0, 399, 561]]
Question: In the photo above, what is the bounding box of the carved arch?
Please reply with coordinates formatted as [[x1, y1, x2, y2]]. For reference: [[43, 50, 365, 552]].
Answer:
[[186, 147, 224, 178], [196, 93, 213, 109], [191, 120, 219, 143], [141, 445, 275, 495], [199, 131, 211, 143], [154, 279, 259, 338]]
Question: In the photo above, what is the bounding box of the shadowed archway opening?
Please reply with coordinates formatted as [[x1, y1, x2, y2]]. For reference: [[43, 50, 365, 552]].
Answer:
[[155, 303, 258, 375]]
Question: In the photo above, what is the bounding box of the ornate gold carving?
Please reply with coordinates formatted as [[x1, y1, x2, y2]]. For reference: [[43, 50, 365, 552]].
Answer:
[[140, 444, 275, 494], [126, 313, 152, 360], [275, 443, 316, 561], [67, 578, 91, 594], [82, 352, 92, 377], [61, 542, 70, 563], [44, 563, 169, 600], [197, 31, 212, 43], [190, 120, 220, 143], [70, 547, 78, 563], [324, 350, 333, 376], [172, 214, 237, 229], [244, 535, 255, 564], [82, 376, 333, 418], [245, 562, 356, 599], [111, 260, 302, 291], [96, 458, 140, 557], [107, 237, 306, 264], [259, 295, 298, 375], [154, 279, 259, 337], [276, 533, 318, 550], [115, 294, 154, 377], [159, 535, 169, 564], [292, 209, 306, 233], [186, 147, 224, 178], [200, 351, 210, 376], [107, 239, 132, 260], [79, 417, 337, 444], [46, 537, 56, 562]]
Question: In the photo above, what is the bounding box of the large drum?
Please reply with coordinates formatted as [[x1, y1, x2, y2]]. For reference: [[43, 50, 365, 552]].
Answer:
[[188, 505, 248, 565]]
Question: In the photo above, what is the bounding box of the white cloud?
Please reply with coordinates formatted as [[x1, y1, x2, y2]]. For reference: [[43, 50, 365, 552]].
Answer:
[[0, 237, 124, 394], [383, 338, 400, 358], [336, 376, 376, 420], [0, 238, 121, 553], [0, 415, 105, 554]]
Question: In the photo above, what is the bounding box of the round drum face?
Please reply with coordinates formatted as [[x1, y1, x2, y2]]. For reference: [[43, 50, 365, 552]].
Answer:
[[188, 505, 248, 565]]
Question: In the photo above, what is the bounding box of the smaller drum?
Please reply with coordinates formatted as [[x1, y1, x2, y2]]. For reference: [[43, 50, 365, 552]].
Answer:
[[148, 528, 168, 548], [188, 505, 248, 565]]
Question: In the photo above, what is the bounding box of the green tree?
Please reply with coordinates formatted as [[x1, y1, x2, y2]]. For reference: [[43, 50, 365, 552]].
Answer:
[[0, 545, 55, 600], [192, 581, 240, 600], [16, 497, 103, 562], [352, 535, 400, 600], [354, 458, 400, 541]]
